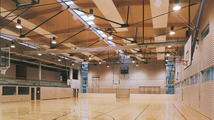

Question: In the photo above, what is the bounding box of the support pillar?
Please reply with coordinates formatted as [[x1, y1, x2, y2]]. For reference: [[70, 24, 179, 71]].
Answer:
[[39, 60, 41, 80]]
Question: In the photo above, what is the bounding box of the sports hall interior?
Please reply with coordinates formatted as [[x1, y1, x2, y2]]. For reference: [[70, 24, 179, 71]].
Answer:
[[0, 0, 213, 119]]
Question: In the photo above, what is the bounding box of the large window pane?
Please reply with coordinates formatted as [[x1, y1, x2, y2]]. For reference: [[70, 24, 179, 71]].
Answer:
[[191, 76, 195, 85], [18, 87, 29, 95], [203, 71, 207, 82], [212, 68, 214, 80], [82, 72, 88, 76], [196, 74, 199, 84], [207, 69, 211, 81], [187, 78, 189, 86], [166, 85, 174, 94], [3, 86, 16, 95]]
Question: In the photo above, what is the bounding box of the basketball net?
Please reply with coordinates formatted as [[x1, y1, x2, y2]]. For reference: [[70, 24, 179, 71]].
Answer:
[[172, 60, 188, 66], [0, 68, 8, 74]]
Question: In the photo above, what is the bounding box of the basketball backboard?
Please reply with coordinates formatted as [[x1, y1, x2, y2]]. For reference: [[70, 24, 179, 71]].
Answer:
[[0, 47, 10, 74], [184, 35, 192, 68]]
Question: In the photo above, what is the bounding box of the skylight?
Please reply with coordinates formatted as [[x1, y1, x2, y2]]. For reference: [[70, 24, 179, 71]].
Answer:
[[62, 2, 123, 56], [87, 21, 95, 25], [59, 56, 70, 60], [63, 0, 74, 6]]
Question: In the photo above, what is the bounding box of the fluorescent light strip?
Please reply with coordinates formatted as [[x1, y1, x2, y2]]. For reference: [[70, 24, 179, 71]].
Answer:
[[18, 42, 39, 50], [0, 36, 14, 41]]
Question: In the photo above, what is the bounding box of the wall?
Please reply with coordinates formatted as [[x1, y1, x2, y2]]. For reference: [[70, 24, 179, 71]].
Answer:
[[0, 85, 73, 102], [174, 1, 214, 119], [27, 67, 60, 81], [79, 93, 175, 99], [40, 87, 73, 100], [88, 60, 166, 94], [0, 63, 61, 81]]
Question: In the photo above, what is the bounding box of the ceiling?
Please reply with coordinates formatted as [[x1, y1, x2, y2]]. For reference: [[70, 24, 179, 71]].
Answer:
[[0, 0, 201, 64]]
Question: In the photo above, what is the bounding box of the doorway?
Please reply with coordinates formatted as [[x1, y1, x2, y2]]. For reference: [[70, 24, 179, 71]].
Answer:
[[31, 88, 34, 100], [36, 87, 40, 100], [73, 88, 79, 97]]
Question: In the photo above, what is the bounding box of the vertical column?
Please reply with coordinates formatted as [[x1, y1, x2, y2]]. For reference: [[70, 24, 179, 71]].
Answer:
[[39, 60, 41, 80], [81, 64, 88, 93], [165, 58, 175, 94], [69, 67, 73, 80]]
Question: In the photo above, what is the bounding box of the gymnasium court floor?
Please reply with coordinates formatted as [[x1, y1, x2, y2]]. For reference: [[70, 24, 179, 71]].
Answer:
[[0, 98, 210, 120]]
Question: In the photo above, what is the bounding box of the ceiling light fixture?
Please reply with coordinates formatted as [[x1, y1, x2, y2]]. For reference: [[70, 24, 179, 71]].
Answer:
[[166, 59, 169, 62], [99, 60, 102, 64], [38, 53, 42, 56], [127, 55, 130, 58], [58, 57, 61, 61], [72, 62, 74, 65], [169, 26, 175, 35], [88, 9, 95, 20], [108, 32, 113, 40], [166, 54, 170, 56], [132, 59, 135, 63], [136, 62, 138, 67], [89, 55, 92, 60], [16, 19, 22, 29], [167, 45, 172, 48], [165, 62, 168, 66], [52, 37, 56, 44], [107, 64, 109, 67], [173, 0, 181, 11], [10, 41, 15, 48]]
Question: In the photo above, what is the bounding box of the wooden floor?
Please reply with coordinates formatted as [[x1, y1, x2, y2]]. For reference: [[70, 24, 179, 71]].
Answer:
[[0, 98, 211, 120]]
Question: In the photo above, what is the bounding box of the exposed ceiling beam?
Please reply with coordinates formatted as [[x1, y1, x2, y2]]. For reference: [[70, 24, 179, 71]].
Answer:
[[69, 0, 201, 9], [21, 6, 65, 19], [23, 40, 187, 55]]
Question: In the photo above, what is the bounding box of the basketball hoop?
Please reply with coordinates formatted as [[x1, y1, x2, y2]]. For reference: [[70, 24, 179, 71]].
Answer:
[[67, 79, 72, 87], [0, 68, 8, 74], [172, 60, 188, 66]]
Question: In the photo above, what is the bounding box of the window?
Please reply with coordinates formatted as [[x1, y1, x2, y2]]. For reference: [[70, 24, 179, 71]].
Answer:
[[2, 86, 16, 95], [207, 69, 212, 81], [18, 87, 29, 95], [82, 77, 88, 84], [178, 83, 180, 87], [187, 78, 189, 86], [212, 67, 214, 80], [195, 74, 199, 84], [202, 24, 209, 40], [166, 85, 174, 94], [182, 81, 184, 87], [191, 76, 195, 85], [203, 68, 212, 82], [184, 80, 186, 86], [203, 71, 207, 82], [73, 69, 78, 80]]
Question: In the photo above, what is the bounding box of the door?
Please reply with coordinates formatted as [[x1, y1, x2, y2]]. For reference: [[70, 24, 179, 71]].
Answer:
[[73, 88, 79, 97], [36, 87, 40, 100], [31, 88, 34, 100]]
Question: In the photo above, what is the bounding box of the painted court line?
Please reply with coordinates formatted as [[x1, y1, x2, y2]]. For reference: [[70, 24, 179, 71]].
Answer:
[[94, 103, 130, 119], [174, 111, 179, 120], [151, 115, 154, 120], [170, 100, 187, 120], [134, 100, 153, 120]]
